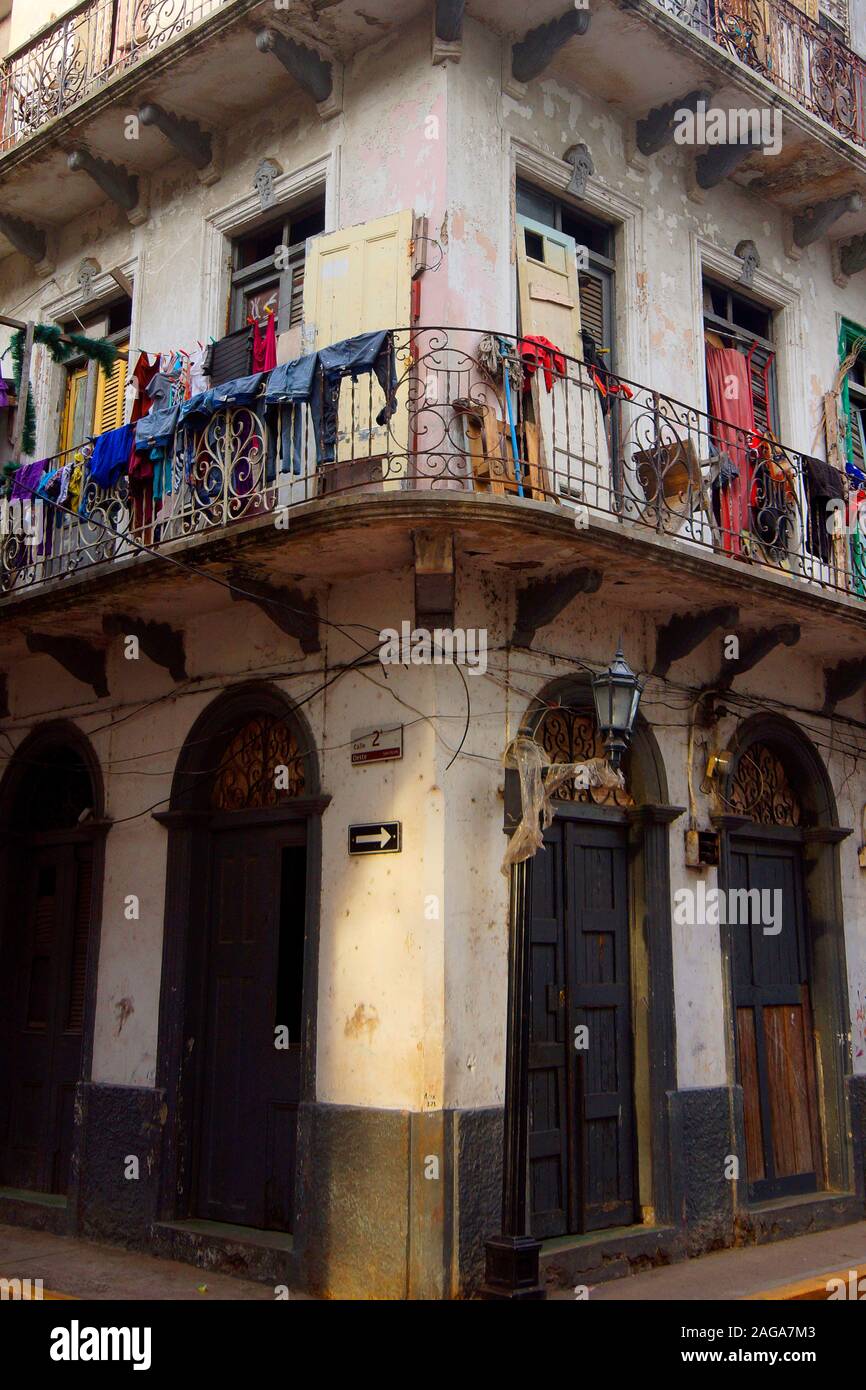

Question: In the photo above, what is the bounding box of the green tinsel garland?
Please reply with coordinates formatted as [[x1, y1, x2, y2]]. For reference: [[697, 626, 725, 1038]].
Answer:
[[6, 324, 120, 478]]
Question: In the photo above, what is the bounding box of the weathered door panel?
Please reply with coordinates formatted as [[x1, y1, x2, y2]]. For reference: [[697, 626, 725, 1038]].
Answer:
[[196, 828, 306, 1231], [730, 840, 822, 1201], [0, 843, 92, 1194], [302, 211, 413, 479], [528, 817, 635, 1237], [516, 215, 582, 358]]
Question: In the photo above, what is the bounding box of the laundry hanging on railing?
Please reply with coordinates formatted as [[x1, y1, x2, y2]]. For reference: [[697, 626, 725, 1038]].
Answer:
[[705, 344, 756, 557], [265, 353, 318, 476], [88, 422, 136, 490], [803, 456, 845, 565], [315, 330, 399, 463]]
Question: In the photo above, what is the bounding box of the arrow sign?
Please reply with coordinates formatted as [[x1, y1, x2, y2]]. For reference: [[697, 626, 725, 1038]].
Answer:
[[348, 821, 402, 855]]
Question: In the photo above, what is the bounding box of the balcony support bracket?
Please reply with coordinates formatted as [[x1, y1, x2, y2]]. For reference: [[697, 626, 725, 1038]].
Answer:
[[653, 605, 739, 679], [138, 104, 221, 186], [255, 29, 343, 121], [511, 570, 602, 649], [694, 138, 763, 191], [789, 194, 862, 259], [837, 234, 866, 282], [433, 0, 465, 63], [636, 89, 712, 157], [703, 623, 800, 693], [822, 656, 866, 714], [67, 149, 145, 225], [511, 8, 591, 87], [0, 212, 49, 270], [102, 614, 187, 683], [414, 530, 455, 631], [25, 632, 108, 699], [229, 571, 320, 654]]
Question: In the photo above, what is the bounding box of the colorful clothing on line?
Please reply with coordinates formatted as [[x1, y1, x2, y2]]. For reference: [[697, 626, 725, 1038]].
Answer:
[[88, 423, 135, 490]]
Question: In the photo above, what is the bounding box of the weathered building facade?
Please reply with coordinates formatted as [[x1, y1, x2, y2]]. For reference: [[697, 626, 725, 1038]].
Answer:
[[1, 0, 866, 1298]]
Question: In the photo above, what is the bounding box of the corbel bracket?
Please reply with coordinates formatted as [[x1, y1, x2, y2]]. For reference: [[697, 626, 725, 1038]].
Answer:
[[26, 632, 108, 698], [138, 103, 220, 185], [102, 614, 187, 683], [703, 623, 800, 693], [636, 89, 712, 157], [511, 569, 603, 649], [229, 571, 320, 654], [67, 148, 146, 225], [512, 7, 591, 86], [255, 29, 343, 120], [653, 605, 739, 678], [822, 655, 866, 714]]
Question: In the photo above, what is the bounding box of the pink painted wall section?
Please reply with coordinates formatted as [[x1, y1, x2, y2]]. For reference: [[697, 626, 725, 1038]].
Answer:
[[340, 18, 449, 327]]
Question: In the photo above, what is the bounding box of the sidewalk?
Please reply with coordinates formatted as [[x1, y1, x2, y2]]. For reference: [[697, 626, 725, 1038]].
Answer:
[[0, 1224, 282, 1300], [549, 1221, 866, 1300], [5, 1218, 866, 1300]]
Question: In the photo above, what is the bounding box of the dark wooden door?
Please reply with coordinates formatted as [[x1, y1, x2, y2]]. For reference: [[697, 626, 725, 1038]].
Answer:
[[196, 825, 306, 1231], [0, 841, 93, 1193], [528, 817, 635, 1236], [730, 838, 822, 1202]]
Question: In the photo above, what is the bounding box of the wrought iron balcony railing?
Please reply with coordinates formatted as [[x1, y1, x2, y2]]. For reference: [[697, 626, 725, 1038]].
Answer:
[[657, 0, 866, 145], [2, 327, 865, 607], [0, 0, 225, 153]]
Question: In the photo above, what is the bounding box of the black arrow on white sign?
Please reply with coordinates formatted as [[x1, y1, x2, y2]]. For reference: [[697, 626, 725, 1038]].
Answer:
[[348, 822, 402, 855]]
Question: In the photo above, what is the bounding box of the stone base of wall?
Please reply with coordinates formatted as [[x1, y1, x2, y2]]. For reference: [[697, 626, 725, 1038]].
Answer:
[[4, 1084, 865, 1297]]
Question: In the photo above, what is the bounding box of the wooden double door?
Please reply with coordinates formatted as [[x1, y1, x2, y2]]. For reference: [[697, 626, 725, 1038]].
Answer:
[[729, 834, 823, 1201], [0, 839, 94, 1194], [528, 815, 635, 1237], [194, 822, 307, 1232]]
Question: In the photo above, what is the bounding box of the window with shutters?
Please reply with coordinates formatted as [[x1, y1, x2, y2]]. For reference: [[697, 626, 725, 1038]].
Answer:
[[515, 182, 616, 369], [703, 278, 778, 435], [229, 201, 325, 338], [57, 298, 132, 450], [845, 336, 866, 474]]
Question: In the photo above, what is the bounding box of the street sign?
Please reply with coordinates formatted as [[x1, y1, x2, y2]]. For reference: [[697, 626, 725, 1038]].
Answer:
[[351, 725, 403, 765], [348, 822, 402, 855]]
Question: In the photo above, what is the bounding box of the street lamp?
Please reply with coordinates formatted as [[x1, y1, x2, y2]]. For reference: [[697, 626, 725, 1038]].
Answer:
[[482, 645, 643, 1300], [591, 642, 643, 772]]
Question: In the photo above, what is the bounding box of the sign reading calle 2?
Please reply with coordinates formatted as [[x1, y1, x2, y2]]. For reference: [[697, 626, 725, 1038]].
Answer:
[[348, 822, 402, 855]]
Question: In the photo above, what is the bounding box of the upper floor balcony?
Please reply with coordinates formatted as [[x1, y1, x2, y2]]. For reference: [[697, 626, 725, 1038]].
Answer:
[[656, 0, 866, 148], [2, 0, 861, 157], [2, 0, 866, 254], [0, 0, 225, 155], [1, 328, 864, 655]]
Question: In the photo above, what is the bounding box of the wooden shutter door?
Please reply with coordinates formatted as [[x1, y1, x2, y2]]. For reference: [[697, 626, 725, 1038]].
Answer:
[[93, 343, 129, 435], [60, 366, 89, 454], [731, 840, 822, 1201], [302, 212, 413, 483], [516, 215, 583, 359], [1, 844, 89, 1195], [528, 820, 571, 1237], [567, 822, 635, 1231]]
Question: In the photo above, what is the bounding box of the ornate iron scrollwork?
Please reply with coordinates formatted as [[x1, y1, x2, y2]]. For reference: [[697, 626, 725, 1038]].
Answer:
[[729, 741, 801, 825], [537, 708, 634, 807], [211, 715, 305, 810]]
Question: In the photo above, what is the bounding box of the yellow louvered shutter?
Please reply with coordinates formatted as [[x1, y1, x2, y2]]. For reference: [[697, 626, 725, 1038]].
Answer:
[[60, 365, 88, 454], [93, 343, 128, 435]]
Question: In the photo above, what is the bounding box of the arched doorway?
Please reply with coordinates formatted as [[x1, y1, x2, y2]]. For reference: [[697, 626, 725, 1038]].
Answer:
[[718, 716, 852, 1202], [514, 684, 680, 1238], [0, 724, 105, 1195], [155, 683, 325, 1234]]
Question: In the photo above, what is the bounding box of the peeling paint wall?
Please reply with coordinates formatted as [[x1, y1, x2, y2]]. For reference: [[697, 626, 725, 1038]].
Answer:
[[1, 8, 866, 1132]]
